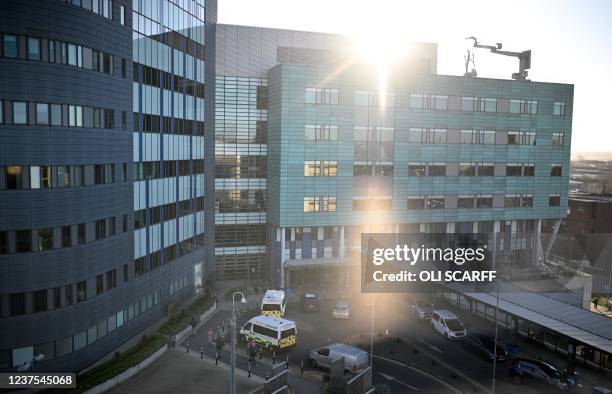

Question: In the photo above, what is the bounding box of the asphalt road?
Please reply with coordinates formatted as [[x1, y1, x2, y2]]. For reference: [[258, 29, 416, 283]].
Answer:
[[186, 293, 600, 394]]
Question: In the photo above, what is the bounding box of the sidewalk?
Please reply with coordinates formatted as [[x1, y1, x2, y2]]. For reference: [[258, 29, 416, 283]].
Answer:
[[108, 348, 262, 394]]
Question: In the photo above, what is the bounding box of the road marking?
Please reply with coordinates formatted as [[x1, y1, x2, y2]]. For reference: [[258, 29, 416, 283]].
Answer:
[[373, 355, 462, 394], [417, 337, 443, 354], [378, 372, 419, 391]]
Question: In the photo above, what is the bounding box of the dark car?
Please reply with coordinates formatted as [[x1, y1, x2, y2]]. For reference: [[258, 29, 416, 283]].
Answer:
[[461, 334, 508, 362], [300, 293, 320, 311], [509, 358, 576, 391]]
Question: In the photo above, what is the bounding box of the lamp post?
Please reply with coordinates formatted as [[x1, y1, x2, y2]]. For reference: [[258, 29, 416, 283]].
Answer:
[[231, 291, 247, 394]]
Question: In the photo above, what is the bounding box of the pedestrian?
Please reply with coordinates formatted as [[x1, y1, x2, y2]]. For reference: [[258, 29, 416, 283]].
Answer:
[[593, 296, 600, 311]]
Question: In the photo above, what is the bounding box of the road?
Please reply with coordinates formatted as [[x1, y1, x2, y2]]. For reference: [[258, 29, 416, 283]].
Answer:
[[185, 292, 604, 393]]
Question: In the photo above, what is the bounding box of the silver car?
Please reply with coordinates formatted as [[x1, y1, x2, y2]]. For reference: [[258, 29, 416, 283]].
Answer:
[[332, 300, 351, 319], [412, 299, 434, 320], [308, 343, 369, 373]]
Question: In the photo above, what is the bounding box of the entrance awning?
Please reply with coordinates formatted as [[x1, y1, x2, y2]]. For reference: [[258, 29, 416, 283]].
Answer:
[[283, 256, 356, 269]]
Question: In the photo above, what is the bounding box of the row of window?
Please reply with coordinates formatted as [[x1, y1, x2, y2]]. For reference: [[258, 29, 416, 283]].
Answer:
[[0, 100, 117, 129], [0, 288, 162, 369], [303, 196, 337, 212], [304, 88, 568, 117], [0, 33, 123, 76], [301, 162, 563, 177], [134, 234, 205, 277], [136, 63, 205, 99], [135, 113, 205, 135], [0, 214, 126, 255], [1, 164, 126, 190], [304, 161, 338, 177], [60, 0, 115, 20], [301, 127, 564, 146], [215, 190, 266, 214], [134, 196, 205, 230], [133, 159, 205, 181]]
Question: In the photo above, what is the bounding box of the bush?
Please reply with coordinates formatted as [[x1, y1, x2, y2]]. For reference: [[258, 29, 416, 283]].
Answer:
[[45, 335, 166, 393], [158, 309, 192, 336]]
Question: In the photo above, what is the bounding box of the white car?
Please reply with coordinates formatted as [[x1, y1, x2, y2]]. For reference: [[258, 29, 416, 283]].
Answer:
[[431, 310, 466, 340], [332, 300, 351, 319]]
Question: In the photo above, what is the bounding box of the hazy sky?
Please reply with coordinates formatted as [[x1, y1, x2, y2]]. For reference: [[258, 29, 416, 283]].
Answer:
[[218, 0, 612, 153]]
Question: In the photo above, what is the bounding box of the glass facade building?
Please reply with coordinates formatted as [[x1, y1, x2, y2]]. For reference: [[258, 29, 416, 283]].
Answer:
[[0, 0, 216, 372]]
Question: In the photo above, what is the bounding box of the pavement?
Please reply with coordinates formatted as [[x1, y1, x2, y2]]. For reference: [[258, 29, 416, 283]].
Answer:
[[107, 348, 262, 394]]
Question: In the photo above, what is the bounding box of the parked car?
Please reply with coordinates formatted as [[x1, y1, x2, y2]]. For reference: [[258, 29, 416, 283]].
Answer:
[[461, 334, 508, 362], [332, 300, 351, 319], [300, 293, 320, 312], [308, 343, 369, 373], [509, 358, 576, 391], [412, 299, 434, 320], [431, 310, 466, 339]]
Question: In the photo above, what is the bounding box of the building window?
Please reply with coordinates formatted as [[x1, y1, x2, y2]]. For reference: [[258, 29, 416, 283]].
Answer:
[[6, 166, 23, 189], [134, 257, 146, 278], [504, 194, 521, 208], [61, 225, 72, 247], [3, 35, 18, 58], [304, 161, 321, 176], [53, 287, 61, 309], [426, 196, 445, 209], [120, 5, 126, 25], [523, 163, 535, 176], [461, 96, 477, 111], [458, 195, 475, 208], [407, 196, 425, 210], [303, 197, 319, 212], [13, 101, 27, 124], [65, 284, 74, 306], [305, 87, 339, 104], [51, 104, 62, 126], [96, 274, 104, 295], [477, 163, 495, 176], [305, 124, 338, 141], [36, 103, 49, 125], [507, 131, 536, 145], [552, 132, 564, 146], [553, 101, 566, 116], [123, 264, 128, 282], [374, 163, 393, 176], [76, 281, 87, 303], [322, 197, 337, 212], [550, 164, 562, 176], [57, 166, 70, 187], [73, 165, 84, 187], [428, 163, 446, 176], [77, 223, 86, 244], [509, 99, 538, 114], [107, 269, 117, 289], [506, 163, 522, 176], [0, 231, 7, 254], [476, 195, 493, 208], [27, 37, 41, 60], [322, 161, 338, 176], [549, 194, 561, 207], [353, 163, 372, 176], [479, 97, 497, 112], [10, 293, 26, 316], [459, 163, 476, 176], [37, 228, 53, 251], [522, 194, 534, 208], [16, 230, 32, 253], [408, 162, 426, 176], [33, 290, 47, 313], [95, 219, 106, 240]]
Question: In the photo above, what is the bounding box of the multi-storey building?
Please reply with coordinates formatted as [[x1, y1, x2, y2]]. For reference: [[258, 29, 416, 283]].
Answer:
[[0, 0, 216, 372], [215, 26, 573, 288]]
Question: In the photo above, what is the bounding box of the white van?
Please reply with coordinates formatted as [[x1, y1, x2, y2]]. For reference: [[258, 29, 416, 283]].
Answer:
[[431, 310, 466, 340], [240, 315, 297, 350], [261, 289, 287, 317], [308, 343, 369, 373]]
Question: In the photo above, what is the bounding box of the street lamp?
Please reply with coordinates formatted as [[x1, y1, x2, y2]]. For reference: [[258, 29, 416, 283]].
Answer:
[[230, 291, 247, 394]]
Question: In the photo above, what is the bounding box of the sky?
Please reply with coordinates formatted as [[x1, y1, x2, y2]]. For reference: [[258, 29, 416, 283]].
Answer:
[[218, 0, 612, 154]]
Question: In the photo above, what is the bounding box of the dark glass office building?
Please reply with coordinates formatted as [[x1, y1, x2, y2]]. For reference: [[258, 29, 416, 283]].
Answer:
[[0, 0, 216, 372]]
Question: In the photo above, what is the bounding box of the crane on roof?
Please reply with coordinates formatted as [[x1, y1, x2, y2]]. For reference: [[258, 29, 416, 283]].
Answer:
[[464, 36, 532, 81]]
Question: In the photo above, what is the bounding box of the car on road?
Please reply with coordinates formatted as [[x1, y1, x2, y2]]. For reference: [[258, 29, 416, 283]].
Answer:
[[412, 299, 434, 320], [461, 334, 508, 362], [431, 310, 466, 340], [239, 315, 297, 350], [308, 343, 369, 373], [300, 293, 320, 312], [509, 358, 576, 391], [332, 300, 351, 319]]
